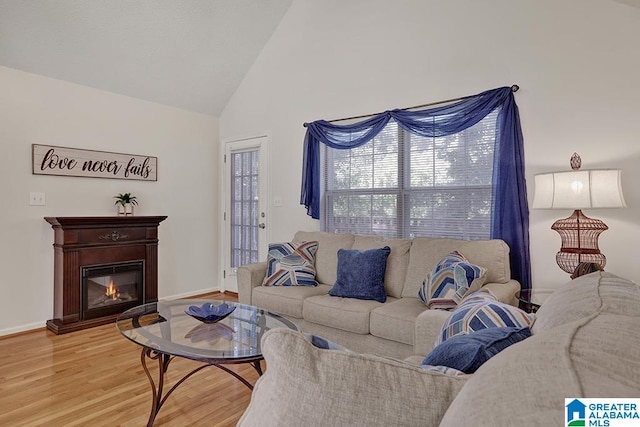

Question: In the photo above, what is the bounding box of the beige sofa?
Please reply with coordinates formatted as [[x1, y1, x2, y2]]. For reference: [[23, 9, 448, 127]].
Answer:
[[238, 271, 640, 426], [238, 231, 520, 359]]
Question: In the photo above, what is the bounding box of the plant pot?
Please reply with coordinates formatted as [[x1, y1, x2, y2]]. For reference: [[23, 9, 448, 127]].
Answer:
[[117, 203, 134, 216]]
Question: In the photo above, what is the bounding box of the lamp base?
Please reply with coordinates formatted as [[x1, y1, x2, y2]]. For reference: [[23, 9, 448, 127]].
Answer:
[[555, 251, 606, 275], [551, 210, 608, 274]]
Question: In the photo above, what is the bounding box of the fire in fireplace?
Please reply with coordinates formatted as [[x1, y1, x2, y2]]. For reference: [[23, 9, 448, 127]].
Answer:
[[82, 261, 143, 320]]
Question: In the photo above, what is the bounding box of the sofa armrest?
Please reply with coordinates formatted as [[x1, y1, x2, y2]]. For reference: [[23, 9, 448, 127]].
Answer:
[[481, 279, 520, 306], [238, 329, 467, 427], [237, 261, 268, 305], [414, 309, 451, 356]]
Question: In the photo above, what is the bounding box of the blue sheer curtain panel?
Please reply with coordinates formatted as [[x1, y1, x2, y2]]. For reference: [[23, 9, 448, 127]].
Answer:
[[300, 86, 531, 293]]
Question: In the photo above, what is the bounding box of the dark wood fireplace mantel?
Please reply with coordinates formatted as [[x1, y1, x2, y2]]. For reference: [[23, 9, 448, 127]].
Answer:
[[45, 216, 167, 334]]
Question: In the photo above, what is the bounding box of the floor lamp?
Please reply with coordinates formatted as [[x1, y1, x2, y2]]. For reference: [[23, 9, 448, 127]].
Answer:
[[532, 153, 626, 275]]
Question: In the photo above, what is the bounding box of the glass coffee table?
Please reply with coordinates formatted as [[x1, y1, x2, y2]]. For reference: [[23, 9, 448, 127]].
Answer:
[[116, 299, 297, 427]]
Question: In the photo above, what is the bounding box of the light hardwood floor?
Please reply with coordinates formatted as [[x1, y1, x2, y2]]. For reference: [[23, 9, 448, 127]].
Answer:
[[0, 293, 256, 427]]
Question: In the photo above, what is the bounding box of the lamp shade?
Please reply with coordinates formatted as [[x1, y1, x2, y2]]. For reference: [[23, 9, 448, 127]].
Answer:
[[532, 169, 626, 210]]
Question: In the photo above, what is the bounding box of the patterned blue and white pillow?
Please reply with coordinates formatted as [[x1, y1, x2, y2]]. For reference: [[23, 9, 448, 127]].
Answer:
[[420, 364, 467, 377], [262, 241, 318, 286], [418, 251, 487, 310], [435, 294, 533, 346]]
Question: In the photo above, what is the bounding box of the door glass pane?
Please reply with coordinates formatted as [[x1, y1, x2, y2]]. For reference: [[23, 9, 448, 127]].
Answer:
[[230, 150, 260, 267]]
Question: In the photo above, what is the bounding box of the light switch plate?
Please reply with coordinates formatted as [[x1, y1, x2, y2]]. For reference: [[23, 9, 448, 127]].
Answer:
[[29, 192, 46, 206]]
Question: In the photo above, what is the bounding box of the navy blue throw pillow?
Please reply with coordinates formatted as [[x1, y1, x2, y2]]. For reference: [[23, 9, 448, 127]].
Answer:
[[422, 326, 532, 374], [305, 334, 348, 351], [329, 246, 391, 303]]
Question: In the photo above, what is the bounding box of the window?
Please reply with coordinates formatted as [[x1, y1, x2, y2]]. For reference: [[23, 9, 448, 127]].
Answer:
[[322, 110, 499, 240]]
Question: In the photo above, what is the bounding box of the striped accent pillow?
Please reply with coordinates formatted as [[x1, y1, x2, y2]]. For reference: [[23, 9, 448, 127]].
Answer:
[[420, 364, 467, 377], [436, 294, 533, 346], [418, 251, 487, 310], [262, 241, 318, 287]]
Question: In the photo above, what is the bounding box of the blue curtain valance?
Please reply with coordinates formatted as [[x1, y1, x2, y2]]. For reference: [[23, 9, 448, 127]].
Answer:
[[300, 86, 531, 293]]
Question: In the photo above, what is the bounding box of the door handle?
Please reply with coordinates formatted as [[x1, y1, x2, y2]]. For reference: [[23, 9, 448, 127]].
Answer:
[[258, 223, 266, 229]]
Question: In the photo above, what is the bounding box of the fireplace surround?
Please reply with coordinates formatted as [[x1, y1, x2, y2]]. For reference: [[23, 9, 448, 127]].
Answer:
[[45, 216, 167, 334]]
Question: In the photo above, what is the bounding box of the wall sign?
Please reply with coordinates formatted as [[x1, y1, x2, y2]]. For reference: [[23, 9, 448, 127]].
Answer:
[[32, 144, 157, 181]]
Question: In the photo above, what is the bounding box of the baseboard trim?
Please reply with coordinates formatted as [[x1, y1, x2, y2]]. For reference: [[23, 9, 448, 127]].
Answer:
[[1, 287, 236, 338], [162, 286, 221, 300], [0, 321, 48, 338]]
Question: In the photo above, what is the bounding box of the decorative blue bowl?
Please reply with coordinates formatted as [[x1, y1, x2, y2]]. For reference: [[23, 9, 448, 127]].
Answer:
[[185, 302, 236, 323]]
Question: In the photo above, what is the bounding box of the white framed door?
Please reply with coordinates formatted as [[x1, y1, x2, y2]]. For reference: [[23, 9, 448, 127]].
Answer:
[[221, 135, 269, 292]]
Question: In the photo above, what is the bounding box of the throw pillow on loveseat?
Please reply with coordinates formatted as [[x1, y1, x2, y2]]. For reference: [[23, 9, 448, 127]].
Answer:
[[418, 251, 487, 309], [435, 291, 533, 346], [419, 290, 533, 374], [422, 326, 531, 373], [328, 246, 391, 303], [262, 241, 319, 286]]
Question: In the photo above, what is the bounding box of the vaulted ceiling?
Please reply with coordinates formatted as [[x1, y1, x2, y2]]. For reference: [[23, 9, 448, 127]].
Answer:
[[0, 0, 293, 116], [2, 0, 638, 118]]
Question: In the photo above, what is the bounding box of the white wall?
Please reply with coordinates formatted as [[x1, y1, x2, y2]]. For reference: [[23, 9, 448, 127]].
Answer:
[[220, 0, 640, 298], [0, 66, 219, 335]]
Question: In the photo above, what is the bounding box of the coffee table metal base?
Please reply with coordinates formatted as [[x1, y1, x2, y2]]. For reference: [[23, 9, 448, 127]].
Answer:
[[140, 347, 262, 427], [116, 300, 297, 426]]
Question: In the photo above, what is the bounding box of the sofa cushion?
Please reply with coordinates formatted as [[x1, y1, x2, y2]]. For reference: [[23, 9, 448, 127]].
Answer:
[[422, 326, 531, 374], [294, 231, 355, 285], [436, 293, 532, 346], [252, 284, 332, 318], [352, 235, 411, 298], [402, 237, 511, 298], [303, 294, 396, 334], [262, 241, 318, 287], [329, 246, 391, 303], [440, 273, 640, 426], [238, 328, 468, 427], [418, 251, 487, 310], [370, 298, 427, 346]]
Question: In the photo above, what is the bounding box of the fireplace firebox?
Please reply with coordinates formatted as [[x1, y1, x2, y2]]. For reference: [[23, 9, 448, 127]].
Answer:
[[45, 216, 167, 334], [82, 261, 144, 320]]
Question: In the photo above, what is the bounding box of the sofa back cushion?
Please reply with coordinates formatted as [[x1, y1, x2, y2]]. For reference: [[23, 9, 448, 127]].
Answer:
[[238, 328, 468, 427], [532, 271, 640, 334], [351, 235, 411, 298], [294, 231, 354, 285], [402, 238, 511, 298]]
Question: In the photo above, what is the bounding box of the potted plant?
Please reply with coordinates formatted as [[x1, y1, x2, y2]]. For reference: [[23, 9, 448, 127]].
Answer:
[[114, 192, 138, 216]]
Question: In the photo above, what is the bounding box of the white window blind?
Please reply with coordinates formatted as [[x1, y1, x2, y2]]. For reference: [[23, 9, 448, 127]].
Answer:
[[322, 110, 499, 240]]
